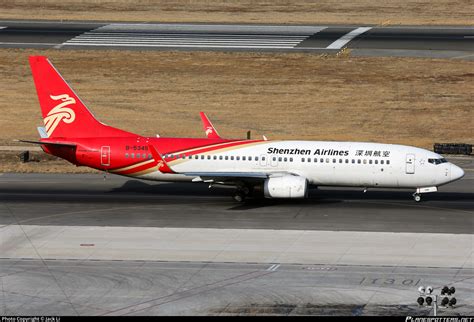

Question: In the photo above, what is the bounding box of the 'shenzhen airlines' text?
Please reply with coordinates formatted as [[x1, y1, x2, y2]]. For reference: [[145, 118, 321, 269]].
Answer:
[[267, 148, 349, 156]]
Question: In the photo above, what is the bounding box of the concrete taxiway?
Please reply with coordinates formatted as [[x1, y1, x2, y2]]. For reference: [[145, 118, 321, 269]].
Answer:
[[0, 156, 472, 315], [0, 20, 473, 59]]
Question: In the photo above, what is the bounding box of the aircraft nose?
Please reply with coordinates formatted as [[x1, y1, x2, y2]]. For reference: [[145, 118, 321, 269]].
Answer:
[[450, 164, 465, 181]]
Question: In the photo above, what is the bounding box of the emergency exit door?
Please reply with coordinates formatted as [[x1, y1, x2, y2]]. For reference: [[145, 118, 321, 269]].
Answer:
[[101, 146, 110, 166], [406, 154, 415, 174]]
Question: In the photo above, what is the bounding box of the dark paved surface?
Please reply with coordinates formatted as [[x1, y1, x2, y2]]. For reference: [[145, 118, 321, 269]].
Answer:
[[0, 167, 472, 234], [0, 20, 472, 59]]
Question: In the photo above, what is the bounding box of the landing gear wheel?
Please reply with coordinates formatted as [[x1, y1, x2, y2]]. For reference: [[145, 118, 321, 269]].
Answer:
[[413, 193, 421, 202], [233, 192, 246, 203]]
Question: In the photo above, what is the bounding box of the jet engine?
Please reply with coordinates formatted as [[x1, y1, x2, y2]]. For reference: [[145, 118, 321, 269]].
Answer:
[[263, 175, 308, 198]]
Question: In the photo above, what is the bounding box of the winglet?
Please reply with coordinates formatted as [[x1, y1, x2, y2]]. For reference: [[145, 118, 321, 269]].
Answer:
[[37, 127, 49, 138], [148, 144, 175, 174], [199, 112, 221, 139]]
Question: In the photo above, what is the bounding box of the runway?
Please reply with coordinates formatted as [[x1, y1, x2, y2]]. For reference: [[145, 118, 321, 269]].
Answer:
[[0, 169, 473, 233], [0, 159, 472, 315], [0, 20, 473, 59]]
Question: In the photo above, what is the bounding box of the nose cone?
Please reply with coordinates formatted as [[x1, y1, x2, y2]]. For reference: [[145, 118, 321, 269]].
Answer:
[[451, 164, 465, 181]]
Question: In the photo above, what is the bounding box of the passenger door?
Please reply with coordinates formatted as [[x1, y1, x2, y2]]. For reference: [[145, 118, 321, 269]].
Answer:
[[406, 154, 415, 174], [101, 146, 110, 166]]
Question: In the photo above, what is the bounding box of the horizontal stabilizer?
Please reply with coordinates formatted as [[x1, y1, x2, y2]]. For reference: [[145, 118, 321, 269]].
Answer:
[[15, 139, 76, 147]]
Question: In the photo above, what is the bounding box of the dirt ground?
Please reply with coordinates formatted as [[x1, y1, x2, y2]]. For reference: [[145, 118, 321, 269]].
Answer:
[[0, 48, 472, 173], [0, 0, 472, 26]]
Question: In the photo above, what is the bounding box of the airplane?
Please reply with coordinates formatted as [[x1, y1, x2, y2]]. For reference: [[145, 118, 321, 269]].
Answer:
[[22, 56, 465, 203]]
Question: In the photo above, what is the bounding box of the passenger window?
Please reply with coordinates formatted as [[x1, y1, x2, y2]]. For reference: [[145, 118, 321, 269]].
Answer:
[[363, 159, 367, 164], [225, 156, 229, 160], [194, 155, 198, 159], [131, 153, 135, 158], [278, 157, 282, 162], [357, 159, 361, 164], [345, 159, 349, 163], [320, 158, 323, 163], [326, 158, 329, 163], [262, 157, 265, 161], [307, 158, 311, 162], [302, 158, 305, 162], [273, 157, 276, 161], [207, 155, 211, 160], [243, 156, 246, 161], [339, 159, 343, 163], [333, 159, 336, 163], [290, 157, 293, 162], [236, 156, 240, 161], [314, 158, 317, 163], [249, 156, 252, 161], [284, 157, 287, 162], [352, 159, 355, 164], [387, 160, 390, 165], [381, 160, 384, 165], [125, 153, 129, 158], [255, 157, 259, 161], [201, 155, 205, 160], [143, 153, 147, 158], [219, 156, 223, 160], [213, 155, 217, 160], [231, 156, 234, 160], [375, 160, 378, 164]]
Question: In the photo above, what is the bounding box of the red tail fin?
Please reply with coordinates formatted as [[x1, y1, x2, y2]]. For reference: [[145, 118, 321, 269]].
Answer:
[[29, 56, 136, 138]]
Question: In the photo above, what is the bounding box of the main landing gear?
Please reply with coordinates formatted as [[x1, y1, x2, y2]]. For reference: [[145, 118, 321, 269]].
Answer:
[[232, 186, 251, 202]]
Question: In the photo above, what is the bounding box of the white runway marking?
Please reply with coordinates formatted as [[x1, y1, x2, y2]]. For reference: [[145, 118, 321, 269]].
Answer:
[[266, 264, 280, 271], [0, 27, 6, 30], [63, 25, 328, 49], [326, 27, 372, 49]]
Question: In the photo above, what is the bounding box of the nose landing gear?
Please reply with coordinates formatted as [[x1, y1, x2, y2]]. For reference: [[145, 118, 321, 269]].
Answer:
[[413, 193, 422, 202], [412, 186, 437, 202]]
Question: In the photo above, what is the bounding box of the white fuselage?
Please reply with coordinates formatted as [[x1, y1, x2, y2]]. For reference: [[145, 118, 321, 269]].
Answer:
[[138, 141, 465, 189]]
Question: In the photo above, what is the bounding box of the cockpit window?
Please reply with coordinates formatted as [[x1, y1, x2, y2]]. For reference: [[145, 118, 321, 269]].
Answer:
[[428, 158, 448, 165]]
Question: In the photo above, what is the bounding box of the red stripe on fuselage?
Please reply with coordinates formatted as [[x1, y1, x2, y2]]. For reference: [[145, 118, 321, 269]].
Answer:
[[116, 139, 264, 176]]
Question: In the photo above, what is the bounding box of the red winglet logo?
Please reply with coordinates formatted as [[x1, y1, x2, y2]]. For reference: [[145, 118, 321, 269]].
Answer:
[[199, 112, 221, 139], [148, 145, 175, 174]]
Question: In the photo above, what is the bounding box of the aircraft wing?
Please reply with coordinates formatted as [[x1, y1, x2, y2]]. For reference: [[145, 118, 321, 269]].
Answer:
[[183, 171, 293, 184], [184, 172, 268, 181], [199, 112, 222, 139]]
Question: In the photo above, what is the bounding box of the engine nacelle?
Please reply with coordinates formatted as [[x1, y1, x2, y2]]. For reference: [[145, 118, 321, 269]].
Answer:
[[264, 175, 308, 198]]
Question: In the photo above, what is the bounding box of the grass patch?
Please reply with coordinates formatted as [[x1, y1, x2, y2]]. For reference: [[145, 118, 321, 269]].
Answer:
[[0, 48, 472, 172], [0, 0, 473, 25]]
